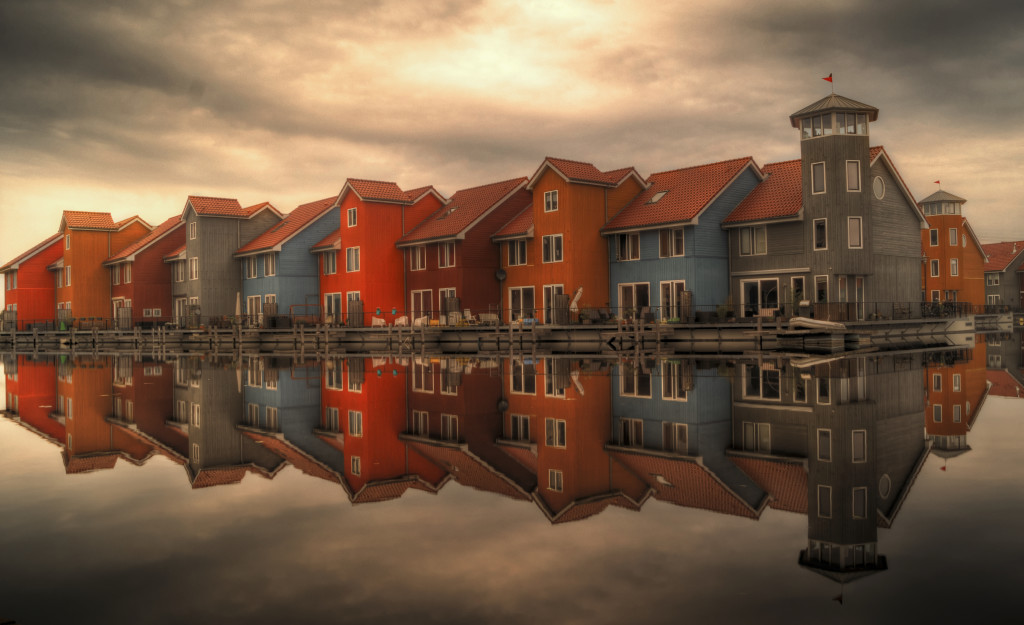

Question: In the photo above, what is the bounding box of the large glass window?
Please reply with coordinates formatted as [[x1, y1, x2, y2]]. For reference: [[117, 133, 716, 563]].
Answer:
[[659, 228, 684, 257], [739, 226, 767, 256], [542, 235, 563, 263]]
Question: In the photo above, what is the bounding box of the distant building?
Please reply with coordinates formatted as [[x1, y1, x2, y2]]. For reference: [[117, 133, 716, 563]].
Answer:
[[1, 233, 64, 330], [918, 190, 987, 308], [981, 240, 1024, 310], [104, 216, 185, 327]]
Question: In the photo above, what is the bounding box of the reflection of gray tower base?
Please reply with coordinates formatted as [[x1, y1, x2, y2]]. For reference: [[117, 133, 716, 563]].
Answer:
[[799, 550, 887, 584]]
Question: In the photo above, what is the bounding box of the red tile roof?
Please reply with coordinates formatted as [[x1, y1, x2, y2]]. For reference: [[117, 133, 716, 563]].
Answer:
[[163, 244, 186, 261], [62, 452, 120, 474], [190, 466, 249, 489], [113, 216, 153, 231], [492, 205, 534, 241], [723, 159, 802, 224], [497, 442, 538, 474], [986, 370, 1024, 398], [982, 240, 1024, 272], [530, 156, 637, 189], [603, 157, 757, 232], [730, 456, 807, 514], [406, 440, 532, 501], [236, 197, 336, 255], [106, 217, 184, 263], [0, 233, 63, 272], [186, 196, 244, 216], [310, 228, 341, 252], [399, 178, 529, 245], [62, 210, 116, 230], [548, 492, 643, 524], [343, 179, 411, 204], [351, 478, 420, 504], [405, 186, 445, 204], [241, 431, 343, 485]]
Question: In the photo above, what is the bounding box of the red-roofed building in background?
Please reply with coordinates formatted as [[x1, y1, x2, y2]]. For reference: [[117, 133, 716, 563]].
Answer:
[[982, 240, 1024, 310], [48, 211, 153, 327], [724, 94, 928, 320], [494, 157, 645, 324], [602, 157, 763, 321], [104, 216, 185, 328], [397, 178, 531, 322], [919, 190, 987, 309], [313, 180, 444, 326], [925, 341, 989, 461], [1, 233, 64, 330]]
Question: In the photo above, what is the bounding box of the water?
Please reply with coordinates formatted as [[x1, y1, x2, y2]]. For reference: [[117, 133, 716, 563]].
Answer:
[[1, 340, 1022, 624]]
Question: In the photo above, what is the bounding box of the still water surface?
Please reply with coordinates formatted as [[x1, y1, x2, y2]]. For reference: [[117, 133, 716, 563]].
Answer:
[[1, 345, 1022, 624]]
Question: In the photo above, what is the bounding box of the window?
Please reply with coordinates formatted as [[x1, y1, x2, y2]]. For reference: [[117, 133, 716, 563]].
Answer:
[[648, 190, 668, 204], [544, 190, 558, 212], [617, 233, 640, 261], [412, 361, 434, 392], [986, 273, 999, 286], [852, 430, 867, 462], [65, 234, 71, 249], [813, 219, 827, 250], [953, 374, 961, 392], [817, 429, 832, 461], [620, 361, 652, 398], [189, 221, 197, 240], [835, 112, 868, 135], [244, 257, 257, 279], [410, 246, 426, 271], [950, 258, 959, 276], [190, 403, 201, 428], [65, 266, 71, 286], [931, 290, 941, 302], [659, 228, 684, 257], [124, 264, 131, 284], [954, 404, 962, 423], [545, 418, 567, 447], [541, 285, 564, 324], [351, 456, 361, 475], [811, 162, 826, 194], [346, 247, 360, 272], [507, 240, 527, 266], [323, 251, 337, 275], [510, 414, 530, 441], [739, 226, 767, 255], [873, 176, 886, 199], [542, 234, 563, 263], [189, 257, 199, 280], [949, 228, 958, 246], [438, 242, 456, 268], [848, 217, 863, 249], [441, 414, 458, 441], [325, 407, 340, 432], [548, 469, 563, 491], [112, 266, 120, 286], [930, 259, 940, 278], [265, 254, 276, 277], [511, 360, 536, 394], [933, 405, 942, 422], [174, 261, 185, 282], [932, 373, 942, 391], [742, 364, 781, 400], [846, 160, 861, 191], [853, 487, 868, 519], [347, 207, 357, 227], [348, 410, 363, 436], [817, 485, 832, 518], [620, 418, 643, 447], [543, 358, 565, 397], [247, 403, 260, 426], [741, 422, 770, 452], [661, 361, 688, 401], [929, 229, 938, 246], [663, 423, 687, 453], [411, 410, 428, 435], [264, 367, 277, 390]]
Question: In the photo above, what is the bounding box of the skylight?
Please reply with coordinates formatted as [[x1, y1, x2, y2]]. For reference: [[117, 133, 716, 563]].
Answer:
[[647, 191, 668, 204]]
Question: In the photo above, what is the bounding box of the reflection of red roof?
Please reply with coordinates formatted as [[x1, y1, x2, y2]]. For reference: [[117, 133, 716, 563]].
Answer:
[[62, 452, 120, 474], [343, 179, 411, 204], [530, 157, 639, 189], [496, 442, 538, 473], [987, 370, 1024, 398], [492, 206, 534, 241], [609, 450, 765, 518], [723, 159, 801, 224], [730, 456, 807, 514], [406, 439, 531, 501], [62, 210, 115, 230], [241, 431, 343, 484], [310, 228, 341, 252], [982, 241, 1024, 272], [106, 217, 184, 263], [0, 233, 63, 272], [604, 157, 757, 232], [190, 466, 249, 489], [547, 492, 643, 525], [399, 178, 529, 245], [236, 197, 336, 255]]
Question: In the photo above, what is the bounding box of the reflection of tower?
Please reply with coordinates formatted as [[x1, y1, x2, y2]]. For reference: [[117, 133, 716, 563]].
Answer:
[[728, 355, 929, 586], [925, 340, 989, 462]]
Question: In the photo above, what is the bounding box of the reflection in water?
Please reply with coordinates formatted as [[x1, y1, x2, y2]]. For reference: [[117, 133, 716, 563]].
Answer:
[[2, 331, 1023, 621]]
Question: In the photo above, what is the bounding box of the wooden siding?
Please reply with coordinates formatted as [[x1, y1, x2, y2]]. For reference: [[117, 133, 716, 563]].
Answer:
[[921, 214, 986, 305], [110, 225, 184, 324], [60, 226, 147, 319], [2, 238, 62, 327]]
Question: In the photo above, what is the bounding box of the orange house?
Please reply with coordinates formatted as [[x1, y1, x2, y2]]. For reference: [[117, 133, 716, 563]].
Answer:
[[919, 190, 987, 307], [925, 340, 989, 460], [1, 233, 64, 330], [49, 211, 152, 325], [493, 157, 645, 323]]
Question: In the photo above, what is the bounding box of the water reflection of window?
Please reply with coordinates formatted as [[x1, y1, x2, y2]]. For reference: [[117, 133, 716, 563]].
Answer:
[[817, 378, 830, 404], [545, 418, 567, 448], [794, 376, 808, 402], [246, 364, 262, 388], [351, 456, 361, 476], [952, 374, 961, 392], [266, 407, 278, 431], [326, 362, 343, 390], [953, 404, 962, 423], [175, 400, 186, 422], [511, 360, 536, 395], [661, 362, 688, 401], [620, 418, 643, 447], [852, 487, 867, 519], [413, 362, 434, 393], [247, 403, 260, 426], [348, 410, 363, 437], [510, 414, 530, 441], [932, 405, 942, 422], [548, 469, 563, 492], [663, 423, 687, 454], [265, 368, 278, 390], [441, 414, 458, 441], [325, 407, 339, 432], [852, 430, 867, 463], [742, 364, 780, 400], [742, 422, 770, 452], [411, 410, 428, 435], [621, 362, 651, 398], [817, 429, 831, 461], [544, 359, 565, 398], [817, 485, 832, 518], [190, 403, 200, 428]]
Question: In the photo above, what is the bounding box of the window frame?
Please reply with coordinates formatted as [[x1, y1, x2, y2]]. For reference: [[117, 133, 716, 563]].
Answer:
[[264, 254, 276, 277], [659, 228, 685, 258], [345, 247, 360, 272], [811, 161, 826, 195], [617, 233, 640, 261], [846, 160, 861, 192], [544, 417, 567, 448], [817, 428, 832, 462], [950, 258, 959, 277], [189, 257, 199, 280], [188, 221, 197, 240], [348, 410, 363, 437], [929, 229, 939, 246], [347, 207, 357, 227], [848, 216, 863, 249], [542, 234, 563, 263], [930, 259, 940, 278], [813, 218, 828, 251], [852, 430, 867, 463], [739, 226, 767, 256], [438, 241, 456, 268], [410, 246, 426, 271], [544, 190, 558, 213], [507, 240, 527, 266]]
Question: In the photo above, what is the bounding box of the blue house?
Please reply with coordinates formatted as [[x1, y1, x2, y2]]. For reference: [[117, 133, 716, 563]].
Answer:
[[601, 157, 763, 320], [235, 197, 339, 323]]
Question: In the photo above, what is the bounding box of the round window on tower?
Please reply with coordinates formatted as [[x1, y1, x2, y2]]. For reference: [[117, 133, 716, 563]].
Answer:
[[872, 176, 885, 199]]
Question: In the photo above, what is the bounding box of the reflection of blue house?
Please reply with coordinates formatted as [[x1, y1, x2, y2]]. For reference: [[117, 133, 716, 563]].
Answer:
[[235, 197, 339, 321], [601, 158, 762, 320], [606, 359, 768, 517]]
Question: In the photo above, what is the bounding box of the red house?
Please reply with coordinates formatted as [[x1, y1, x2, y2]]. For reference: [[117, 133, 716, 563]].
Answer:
[[104, 216, 185, 327], [1, 233, 64, 330], [397, 177, 531, 322], [311, 180, 443, 325], [2, 356, 63, 446]]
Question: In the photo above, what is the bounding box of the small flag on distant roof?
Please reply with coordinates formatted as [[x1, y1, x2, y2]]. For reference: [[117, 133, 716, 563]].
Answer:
[[823, 73, 833, 83]]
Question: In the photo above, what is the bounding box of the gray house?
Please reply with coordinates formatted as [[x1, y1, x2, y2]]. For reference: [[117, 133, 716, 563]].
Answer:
[[981, 240, 1024, 310], [169, 196, 283, 322], [722, 94, 927, 320]]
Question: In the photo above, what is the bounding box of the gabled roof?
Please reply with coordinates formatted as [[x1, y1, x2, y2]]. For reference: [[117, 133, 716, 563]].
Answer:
[[527, 156, 642, 190], [62, 451, 121, 474], [603, 157, 761, 233], [163, 245, 186, 262], [982, 240, 1024, 272], [398, 178, 530, 246], [183, 196, 282, 219], [987, 370, 1023, 398], [240, 430, 344, 485], [113, 216, 153, 231], [404, 185, 446, 204], [105, 217, 184, 264], [789, 93, 879, 127], [871, 146, 926, 227], [960, 219, 989, 262], [491, 205, 534, 241], [403, 437, 533, 501], [729, 455, 808, 514], [337, 179, 412, 205], [310, 228, 341, 253], [235, 197, 336, 256], [0, 232, 63, 272], [535, 490, 646, 525], [61, 211, 115, 231], [919, 189, 967, 204], [723, 159, 802, 225]]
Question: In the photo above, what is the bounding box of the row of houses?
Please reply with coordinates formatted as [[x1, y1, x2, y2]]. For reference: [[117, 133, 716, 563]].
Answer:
[[3, 92, 1023, 330], [5, 342, 1017, 582]]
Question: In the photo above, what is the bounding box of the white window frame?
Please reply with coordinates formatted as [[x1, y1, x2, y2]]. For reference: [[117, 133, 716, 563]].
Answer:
[[244, 257, 257, 279], [347, 207, 357, 227], [930, 259, 940, 278], [189, 257, 199, 280], [510, 360, 536, 395], [932, 373, 942, 391], [739, 226, 767, 256], [846, 160, 861, 192], [848, 216, 863, 249], [348, 410, 363, 437], [112, 266, 120, 286], [952, 374, 961, 392], [441, 413, 458, 441], [548, 469, 563, 491], [950, 258, 959, 277], [659, 228, 685, 258], [813, 218, 828, 251], [817, 428, 832, 462], [265, 254, 276, 277], [188, 221, 197, 240], [543, 358, 566, 398], [929, 229, 939, 246], [411, 410, 428, 435], [933, 404, 942, 422], [346, 247, 360, 272], [545, 417, 567, 448], [507, 240, 527, 266], [811, 161, 826, 194], [351, 456, 361, 476], [620, 361, 652, 398], [510, 414, 530, 441], [617, 233, 640, 261], [410, 246, 426, 271], [953, 404, 962, 423], [661, 361, 688, 401], [544, 190, 558, 212], [542, 234, 563, 263], [438, 242, 456, 268], [124, 263, 131, 284], [323, 251, 337, 275], [949, 228, 958, 246]]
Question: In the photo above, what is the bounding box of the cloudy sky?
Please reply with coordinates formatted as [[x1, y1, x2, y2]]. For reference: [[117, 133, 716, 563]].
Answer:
[[2, 0, 1023, 272]]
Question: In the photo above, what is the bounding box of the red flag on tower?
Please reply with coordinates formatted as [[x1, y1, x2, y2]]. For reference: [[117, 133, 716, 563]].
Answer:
[[823, 73, 833, 83], [934, 180, 941, 184]]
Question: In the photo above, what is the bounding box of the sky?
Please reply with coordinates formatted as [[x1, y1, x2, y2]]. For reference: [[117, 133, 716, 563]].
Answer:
[[2, 0, 1023, 276]]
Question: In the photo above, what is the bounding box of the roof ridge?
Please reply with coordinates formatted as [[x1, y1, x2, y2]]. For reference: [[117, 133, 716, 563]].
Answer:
[[450, 176, 528, 195], [649, 156, 753, 177]]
